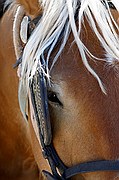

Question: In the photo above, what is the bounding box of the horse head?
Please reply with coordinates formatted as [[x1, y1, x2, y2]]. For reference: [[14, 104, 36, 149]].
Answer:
[[13, 0, 119, 179]]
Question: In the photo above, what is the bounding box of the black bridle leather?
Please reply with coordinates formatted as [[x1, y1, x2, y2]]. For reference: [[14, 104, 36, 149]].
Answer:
[[14, 1, 119, 179]]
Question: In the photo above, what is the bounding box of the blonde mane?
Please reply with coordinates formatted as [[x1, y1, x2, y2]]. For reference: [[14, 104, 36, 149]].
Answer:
[[17, 0, 119, 119]]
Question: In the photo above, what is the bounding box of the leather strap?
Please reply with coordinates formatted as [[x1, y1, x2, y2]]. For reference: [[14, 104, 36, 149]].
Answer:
[[63, 160, 119, 179], [29, 69, 52, 146]]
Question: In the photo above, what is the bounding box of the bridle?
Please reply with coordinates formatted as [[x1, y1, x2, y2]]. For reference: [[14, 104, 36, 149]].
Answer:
[[15, 1, 119, 179]]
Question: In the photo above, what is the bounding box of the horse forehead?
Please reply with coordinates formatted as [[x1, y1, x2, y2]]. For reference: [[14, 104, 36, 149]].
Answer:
[[49, 21, 103, 82], [50, 41, 96, 90], [50, 48, 119, 106], [50, 59, 89, 102], [50, 55, 82, 89]]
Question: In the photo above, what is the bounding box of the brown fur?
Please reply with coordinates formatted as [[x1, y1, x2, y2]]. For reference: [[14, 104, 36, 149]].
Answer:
[[1, 0, 119, 179], [0, 3, 40, 180], [17, 0, 42, 18]]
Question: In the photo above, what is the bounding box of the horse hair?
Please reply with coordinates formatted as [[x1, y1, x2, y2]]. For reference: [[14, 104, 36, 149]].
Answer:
[[8, 0, 119, 119]]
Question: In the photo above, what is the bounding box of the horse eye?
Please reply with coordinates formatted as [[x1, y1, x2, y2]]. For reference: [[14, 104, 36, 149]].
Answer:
[[48, 91, 62, 106]]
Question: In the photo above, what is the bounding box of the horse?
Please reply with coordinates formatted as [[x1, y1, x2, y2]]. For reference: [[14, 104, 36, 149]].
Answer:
[[1, 0, 119, 179], [0, 1, 40, 179]]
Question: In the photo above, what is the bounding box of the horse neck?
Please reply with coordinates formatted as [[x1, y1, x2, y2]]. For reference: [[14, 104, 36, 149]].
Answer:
[[0, 5, 39, 179]]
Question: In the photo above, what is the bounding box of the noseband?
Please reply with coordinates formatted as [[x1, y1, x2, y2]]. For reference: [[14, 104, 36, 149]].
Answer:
[[16, 1, 119, 179]]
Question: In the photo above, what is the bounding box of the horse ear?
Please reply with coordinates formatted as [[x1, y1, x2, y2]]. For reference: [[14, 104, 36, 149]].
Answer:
[[17, 0, 42, 18]]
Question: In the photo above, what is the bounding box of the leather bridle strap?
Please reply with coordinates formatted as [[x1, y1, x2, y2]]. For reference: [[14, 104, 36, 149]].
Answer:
[[42, 160, 119, 179], [29, 69, 67, 179], [63, 160, 119, 179]]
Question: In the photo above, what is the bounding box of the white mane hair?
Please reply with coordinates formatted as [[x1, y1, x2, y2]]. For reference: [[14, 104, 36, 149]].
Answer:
[[18, 0, 119, 119]]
